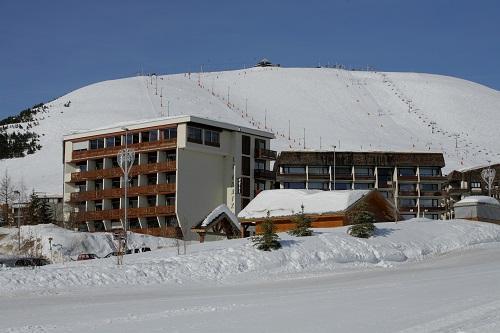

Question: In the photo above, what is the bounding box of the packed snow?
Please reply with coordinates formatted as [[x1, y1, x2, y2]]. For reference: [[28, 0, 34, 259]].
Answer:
[[238, 189, 370, 218], [457, 195, 500, 205], [1, 67, 499, 194]]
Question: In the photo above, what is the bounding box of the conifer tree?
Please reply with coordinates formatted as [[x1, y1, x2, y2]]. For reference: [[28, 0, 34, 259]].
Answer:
[[38, 199, 53, 224], [347, 203, 376, 238], [288, 204, 313, 236], [252, 211, 282, 251]]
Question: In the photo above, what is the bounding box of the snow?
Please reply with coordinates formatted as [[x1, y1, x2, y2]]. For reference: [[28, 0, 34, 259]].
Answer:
[[1, 219, 500, 332], [1, 67, 499, 194], [200, 204, 239, 227], [0, 224, 176, 260], [238, 189, 370, 218], [456, 196, 500, 206]]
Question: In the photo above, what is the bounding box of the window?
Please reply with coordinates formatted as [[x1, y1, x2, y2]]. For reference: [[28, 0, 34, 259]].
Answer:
[[420, 167, 441, 177], [165, 152, 176, 162], [163, 127, 177, 140], [106, 136, 121, 147], [354, 182, 374, 190], [111, 178, 121, 189], [89, 138, 104, 150], [76, 162, 87, 172], [309, 166, 329, 175], [399, 199, 417, 207], [130, 176, 139, 187], [128, 197, 138, 208], [147, 152, 157, 164], [94, 200, 103, 211], [94, 159, 104, 170], [142, 130, 158, 142], [111, 198, 120, 209], [471, 182, 481, 188], [166, 174, 176, 184], [420, 183, 439, 192], [242, 156, 250, 176], [254, 159, 265, 170], [354, 167, 374, 177], [308, 182, 329, 190], [94, 221, 105, 231], [401, 214, 416, 220], [241, 198, 251, 209], [282, 166, 306, 174], [166, 195, 175, 206], [334, 167, 352, 176], [399, 183, 416, 192], [204, 129, 220, 147], [111, 157, 119, 168], [284, 182, 306, 189], [76, 182, 86, 192], [147, 174, 157, 185], [241, 177, 250, 197], [420, 199, 439, 207], [126, 133, 140, 145], [333, 182, 352, 190], [146, 195, 156, 207], [166, 216, 178, 227], [399, 168, 416, 176], [94, 179, 103, 191], [187, 126, 203, 144], [146, 217, 158, 228], [255, 180, 266, 196], [242, 135, 250, 155]]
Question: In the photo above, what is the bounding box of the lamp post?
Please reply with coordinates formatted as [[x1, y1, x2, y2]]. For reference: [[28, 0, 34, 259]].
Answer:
[[13, 190, 21, 252], [117, 128, 135, 264], [333, 145, 336, 191]]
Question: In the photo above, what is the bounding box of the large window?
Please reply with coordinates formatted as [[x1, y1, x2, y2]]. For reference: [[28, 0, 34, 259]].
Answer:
[[399, 198, 417, 207], [204, 129, 220, 147], [420, 183, 439, 192], [333, 182, 352, 190], [89, 138, 104, 150], [354, 182, 374, 190], [141, 130, 158, 143], [282, 166, 306, 174], [354, 167, 374, 177], [399, 168, 416, 176], [334, 167, 352, 176], [308, 182, 329, 190], [284, 182, 306, 189], [126, 133, 140, 145], [242, 156, 250, 176], [420, 167, 441, 177], [241, 177, 250, 197], [105, 136, 121, 147], [187, 126, 203, 144], [242, 135, 250, 155], [399, 183, 417, 191], [309, 166, 329, 175], [163, 127, 177, 140], [420, 199, 439, 207]]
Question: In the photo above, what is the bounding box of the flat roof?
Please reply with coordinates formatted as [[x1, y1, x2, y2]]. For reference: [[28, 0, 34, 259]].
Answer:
[[63, 115, 274, 141]]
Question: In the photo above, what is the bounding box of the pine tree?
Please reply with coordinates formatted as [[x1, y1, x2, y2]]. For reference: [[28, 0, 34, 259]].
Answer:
[[347, 203, 376, 238], [252, 211, 282, 251], [37, 199, 53, 224], [26, 191, 42, 225], [288, 204, 313, 236]]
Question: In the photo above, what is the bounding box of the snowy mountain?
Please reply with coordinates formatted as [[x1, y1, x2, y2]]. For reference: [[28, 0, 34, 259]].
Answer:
[[1, 67, 499, 194]]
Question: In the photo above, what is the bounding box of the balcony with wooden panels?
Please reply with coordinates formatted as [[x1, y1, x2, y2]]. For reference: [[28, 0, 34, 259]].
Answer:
[[254, 148, 277, 160], [398, 191, 419, 197], [254, 169, 276, 181], [72, 139, 177, 161], [70, 161, 176, 182], [419, 175, 447, 182], [397, 175, 419, 182], [419, 191, 443, 197], [71, 205, 176, 222], [69, 183, 176, 202]]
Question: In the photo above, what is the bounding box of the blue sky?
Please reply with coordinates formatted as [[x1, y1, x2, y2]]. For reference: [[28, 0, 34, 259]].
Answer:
[[1, 0, 499, 118]]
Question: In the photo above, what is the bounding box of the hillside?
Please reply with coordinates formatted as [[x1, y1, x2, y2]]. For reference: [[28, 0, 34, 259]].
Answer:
[[0, 67, 499, 194]]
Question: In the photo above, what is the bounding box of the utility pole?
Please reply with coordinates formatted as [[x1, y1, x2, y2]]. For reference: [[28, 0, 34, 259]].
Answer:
[[264, 109, 267, 129], [288, 120, 291, 140], [160, 88, 163, 107], [303, 128, 306, 149], [155, 75, 158, 95], [14, 190, 21, 252], [333, 146, 336, 190]]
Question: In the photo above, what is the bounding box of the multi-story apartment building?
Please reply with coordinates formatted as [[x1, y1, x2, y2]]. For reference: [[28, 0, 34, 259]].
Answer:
[[63, 115, 275, 240], [445, 164, 500, 219], [274, 151, 446, 220]]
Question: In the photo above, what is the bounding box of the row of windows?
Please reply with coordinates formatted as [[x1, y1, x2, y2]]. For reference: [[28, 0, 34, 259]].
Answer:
[[399, 198, 440, 207], [76, 151, 176, 172], [75, 174, 176, 192], [283, 182, 442, 192], [281, 166, 441, 177], [187, 126, 220, 147], [85, 127, 177, 151], [80, 195, 175, 211]]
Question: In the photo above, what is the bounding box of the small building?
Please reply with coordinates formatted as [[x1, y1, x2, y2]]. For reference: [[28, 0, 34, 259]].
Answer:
[[454, 196, 500, 224], [191, 204, 240, 242], [238, 189, 399, 236], [62, 115, 275, 240], [255, 58, 280, 67], [274, 151, 446, 220]]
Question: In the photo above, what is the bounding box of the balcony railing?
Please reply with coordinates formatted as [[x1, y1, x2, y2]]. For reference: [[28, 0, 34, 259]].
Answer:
[[70, 183, 176, 202], [254, 148, 277, 160], [70, 205, 176, 222], [419, 175, 447, 181], [72, 139, 177, 160], [254, 169, 276, 180], [398, 191, 419, 197], [130, 226, 182, 239], [419, 191, 443, 197], [398, 175, 418, 181], [70, 161, 176, 182]]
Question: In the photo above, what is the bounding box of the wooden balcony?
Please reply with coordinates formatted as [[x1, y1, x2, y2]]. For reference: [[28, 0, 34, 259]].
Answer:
[[398, 176, 418, 181], [70, 183, 176, 202], [70, 205, 176, 222], [70, 161, 176, 182], [254, 169, 276, 180], [254, 148, 277, 160], [333, 175, 353, 181], [398, 191, 419, 197], [354, 175, 376, 181], [130, 226, 183, 239], [72, 139, 177, 161], [308, 173, 330, 180], [420, 175, 447, 182], [420, 191, 443, 197]]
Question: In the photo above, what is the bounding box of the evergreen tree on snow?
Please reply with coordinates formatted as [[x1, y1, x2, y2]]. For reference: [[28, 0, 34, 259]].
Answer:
[[288, 204, 313, 237], [252, 211, 282, 251]]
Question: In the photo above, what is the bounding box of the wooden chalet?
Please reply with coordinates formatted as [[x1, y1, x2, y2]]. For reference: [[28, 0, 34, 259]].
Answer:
[[191, 204, 241, 242]]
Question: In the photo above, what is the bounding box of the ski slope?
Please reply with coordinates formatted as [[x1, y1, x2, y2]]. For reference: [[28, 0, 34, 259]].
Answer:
[[1, 67, 499, 194]]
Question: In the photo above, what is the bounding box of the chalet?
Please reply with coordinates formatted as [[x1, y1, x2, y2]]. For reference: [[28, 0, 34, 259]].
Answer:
[[238, 189, 399, 236], [191, 204, 240, 242]]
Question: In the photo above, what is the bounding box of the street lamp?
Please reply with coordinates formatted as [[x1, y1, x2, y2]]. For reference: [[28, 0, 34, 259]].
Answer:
[[117, 127, 135, 264], [13, 190, 21, 252]]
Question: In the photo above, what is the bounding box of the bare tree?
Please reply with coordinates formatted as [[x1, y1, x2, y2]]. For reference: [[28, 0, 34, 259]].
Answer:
[[0, 170, 17, 226]]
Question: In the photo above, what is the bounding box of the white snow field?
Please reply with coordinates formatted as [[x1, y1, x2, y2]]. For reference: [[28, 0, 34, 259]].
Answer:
[[1, 67, 499, 194], [1, 219, 500, 332]]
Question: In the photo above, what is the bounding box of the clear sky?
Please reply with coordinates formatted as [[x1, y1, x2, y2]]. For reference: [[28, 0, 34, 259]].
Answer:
[[1, 0, 499, 118]]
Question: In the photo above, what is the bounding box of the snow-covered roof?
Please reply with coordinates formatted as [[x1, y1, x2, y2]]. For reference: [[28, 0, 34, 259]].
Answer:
[[238, 189, 371, 219], [200, 204, 239, 228], [455, 196, 500, 206]]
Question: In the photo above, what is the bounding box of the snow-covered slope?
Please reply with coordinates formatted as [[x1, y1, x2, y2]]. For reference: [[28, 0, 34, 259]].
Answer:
[[1, 67, 499, 194], [1, 219, 500, 295]]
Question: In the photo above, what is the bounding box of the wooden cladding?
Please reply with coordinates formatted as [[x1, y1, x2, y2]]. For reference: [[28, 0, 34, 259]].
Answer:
[[70, 161, 176, 182], [72, 139, 177, 160], [70, 183, 176, 202], [254, 148, 277, 160], [71, 205, 176, 222], [130, 226, 182, 238]]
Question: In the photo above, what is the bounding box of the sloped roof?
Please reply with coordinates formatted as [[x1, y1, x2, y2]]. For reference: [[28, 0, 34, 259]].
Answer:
[[455, 196, 500, 206], [198, 204, 240, 228], [238, 189, 371, 219]]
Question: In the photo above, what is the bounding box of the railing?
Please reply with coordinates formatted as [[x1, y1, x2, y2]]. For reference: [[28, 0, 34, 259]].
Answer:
[[419, 175, 447, 181], [398, 191, 419, 196], [398, 175, 418, 181], [354, 175, 376, 180], [70, 205, 176, 222], [70, 183, 176, 202], [130, 226, 182, 239], [72, 139, 177, 160], [254, 169, 276, 180], [254, 148, 277, 160], [70, 161, 176, 182], [419, 191, 443, 197]]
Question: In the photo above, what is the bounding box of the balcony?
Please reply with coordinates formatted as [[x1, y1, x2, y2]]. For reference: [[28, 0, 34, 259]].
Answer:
[[398, 175, 418, 181], [254, 148, 277, 160], [308, 173, 330, 180], [354, 175, 376, 181], [70, 205, 176, 222], [70, 161, 176, 182], [420, 175, 447, 182], [254, 169, 276, 181], [72, 139, 177, 160], [398, 191, 419, 197], [130, 226, 182, 238], [69, 183, 176, 202], [420, 191, 443, 197], [420, 206, 444, 212], [398, 206, 418, 213], [332, 174, 353, 181]]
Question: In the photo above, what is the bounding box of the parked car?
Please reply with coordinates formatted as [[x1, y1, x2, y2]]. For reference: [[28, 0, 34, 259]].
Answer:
[[77, 253, 98, 261]]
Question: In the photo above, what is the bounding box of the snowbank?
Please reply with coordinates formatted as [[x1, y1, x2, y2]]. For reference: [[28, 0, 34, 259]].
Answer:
[[1, 219, 500, 295], [238, 189, 369, 218]]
